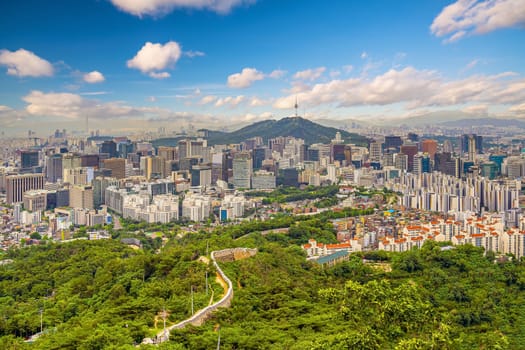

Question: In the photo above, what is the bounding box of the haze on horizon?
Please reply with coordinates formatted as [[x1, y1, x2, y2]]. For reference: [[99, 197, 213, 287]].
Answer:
[[0, 0, 524, 136]]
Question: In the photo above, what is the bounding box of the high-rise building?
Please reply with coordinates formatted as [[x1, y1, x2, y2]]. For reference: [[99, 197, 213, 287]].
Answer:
[[190, 165, 212, 188], [20, 150, 39, 169], [413, 153, 431, 175], [103, 158, 126, 179], [70, 185, 94, 209], [62, 153, 82, 170], [253, 147, 267, 170], [93, 177, 119, 209], [6, 173, 45, 204], [384, 136, 403, 152], [369, 141, 382, 163], [63, 167, 92, 185], [421, 139, 438, 161], [400, 144, 418, 172], [331, 144, 346, 164], [46, 154, 63, 183], [100, 140, 117, 158], [157, 146, 177, 162], [141, 156, 165, 180], [468, 136, 476, 162], [232, 152, 252, 189]]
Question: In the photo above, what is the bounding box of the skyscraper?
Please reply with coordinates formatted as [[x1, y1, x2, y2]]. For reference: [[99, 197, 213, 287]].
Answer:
[[232, 152, 252, 189], [20, 150, 39, 169], [103, 158, 126, 179], [421, 139, 438, 161], [46, 153, 63, 183]]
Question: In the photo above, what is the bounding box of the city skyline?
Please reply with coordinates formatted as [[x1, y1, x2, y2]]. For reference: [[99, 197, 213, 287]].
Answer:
[[1, 0, 525, 135]]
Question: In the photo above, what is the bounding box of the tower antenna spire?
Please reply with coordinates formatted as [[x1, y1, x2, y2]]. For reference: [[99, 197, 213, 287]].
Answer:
[[294, 96, 298, 117]]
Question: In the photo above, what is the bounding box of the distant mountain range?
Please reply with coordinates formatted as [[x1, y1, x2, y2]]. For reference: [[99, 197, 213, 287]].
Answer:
[[201, 117, 369, 146], [438, 118, 525, 128]]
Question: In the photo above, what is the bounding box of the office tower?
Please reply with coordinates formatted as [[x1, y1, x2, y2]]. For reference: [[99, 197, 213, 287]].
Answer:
[[413, 153, 431, 175], [178, 139, 189, 159], [20, 150, 39, 169], [344, 145, 352, 166], [62, 153, 82, 170], [468, 136, 476, 162], [480, 162, 498, 180], [407, 132, 419, 142], [435, 152, 458, 177], [46, 153, 63, 183], [251, 170, 276, 189], [421, 139, 438, 161], [331, 144, 346, 164], [190, 165, 212, 188], [461, 134, 483, 155], [141, 156, 165, 179], [70, 185, 94, 209], [253, 147, 267, 170], [103, 158, 126, 179], [384, 136, 403, 152], [6, 173, 45, 204], [232, 152, 252, 189], [81, 154, 100, 168], [63, 167, 92, 185], [489, 154, 506, 175], [118, 141, 134, 159], [369, 141, 382, 163], [100, 140, 117, 158], [443, 139, 454, 154], [157, 146, 177, 162], [394, 153, 408, 172], [400, 144, 418, 172]]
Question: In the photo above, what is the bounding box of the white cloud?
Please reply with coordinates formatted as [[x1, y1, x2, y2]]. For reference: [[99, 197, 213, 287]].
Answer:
[[0, 48, 54, 77], [361, 51, 368, 59], [269, 69, 287, 79], [227, 68, 264, 88], [215, 95, 245, 107], [0, 105, 12, 112], [149, 71, 171, 79], [110, 0, 255, 16], [431, 0, 525, 42], [343, 65, 354, 73], [83, 70, 105, 83], [184, 50, 205, 58], [293, 67, 326, 81], [249, 97, 270, 107], [199, 95, 218, 105], [127, 41, 181, 78], [509, 103, 525, 115], [462, 104, 488, 114], [274, 66, 525, 111]]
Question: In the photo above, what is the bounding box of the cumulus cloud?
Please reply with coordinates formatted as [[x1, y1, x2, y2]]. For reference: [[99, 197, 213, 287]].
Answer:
[[215, 95, 245, 107], [361, 51, 368, 59], [110, 0, 255, 16], [431, 0, 525, 42], [0, 48, 54, 77], [83, 70, 105, 83], [293, 67, 326, 81], [227, 68, 264, 88], [199, 95, 218, 105], [274, 66, 525, 111], [127, 41, 181, 78], [21, 90, 162, 119], [269, 69, 287, 79]]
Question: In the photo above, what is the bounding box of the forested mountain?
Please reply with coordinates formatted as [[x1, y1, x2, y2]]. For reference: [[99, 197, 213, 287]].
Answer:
[[201, 117, 369, 146], [1, 223, 525, 349]]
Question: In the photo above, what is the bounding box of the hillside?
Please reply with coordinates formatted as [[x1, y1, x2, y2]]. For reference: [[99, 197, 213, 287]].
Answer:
[[2, 218, 525, 349], [201, 117, 369, 146]]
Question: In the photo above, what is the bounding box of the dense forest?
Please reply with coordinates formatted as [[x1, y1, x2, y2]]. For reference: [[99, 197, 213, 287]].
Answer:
[[1, 222, 525, 349]]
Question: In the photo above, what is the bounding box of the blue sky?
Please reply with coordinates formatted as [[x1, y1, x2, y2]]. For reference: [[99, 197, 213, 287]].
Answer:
[[0, 0, 524, 135]]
